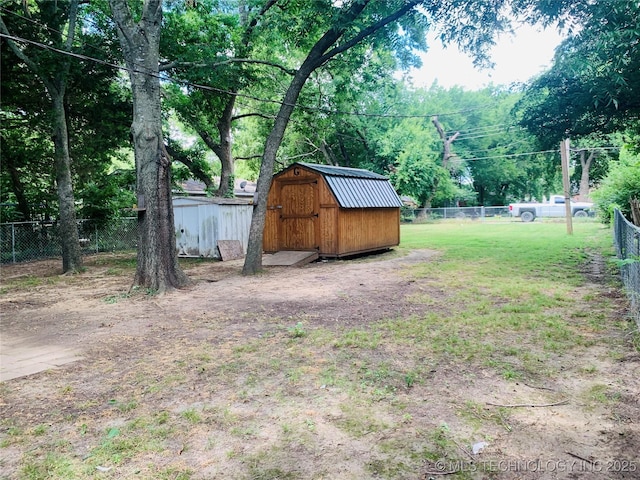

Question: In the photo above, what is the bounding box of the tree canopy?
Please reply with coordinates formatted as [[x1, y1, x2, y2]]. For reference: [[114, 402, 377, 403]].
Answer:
[[1, 0, 131, 271], [5, 0, 640, 282], [515, 0, 639, 214], [517, 0, 640, 145]]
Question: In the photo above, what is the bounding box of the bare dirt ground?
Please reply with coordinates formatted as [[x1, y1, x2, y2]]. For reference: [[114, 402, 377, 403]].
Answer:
[[1, 250, 639, 479]]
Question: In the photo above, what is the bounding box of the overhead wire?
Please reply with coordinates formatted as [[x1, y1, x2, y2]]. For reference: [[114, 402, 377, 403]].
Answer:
[[0, 27, 496, 120], [460, 149, 559, 162], [0, 5, 113, 59], [444, 124, 529, 141], [446, 123, 509, 135], [569, 146, 620, 152], [462, 138, 531, 154], [1, 6, 513, 122], [3, 9, 622, 163], [454, 130, 514, 141], [457, 123, 509, 132]]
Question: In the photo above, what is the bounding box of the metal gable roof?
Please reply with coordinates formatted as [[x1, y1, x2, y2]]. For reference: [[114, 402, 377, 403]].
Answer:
[[297, 162, 387, 180], [295, 162, 403, 209]]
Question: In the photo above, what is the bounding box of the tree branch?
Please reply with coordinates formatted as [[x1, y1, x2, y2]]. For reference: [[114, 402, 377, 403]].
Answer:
[[159, 61, 207, 71], [282, 149, 319, 162], [0, 17, 48, 88], [318, 0, 422, 66], [232, 112, 275, 122], [243, 0, 279, 39], [58, 0, 80, 98], [165, 142, 215, 190], [64, 0, 79, 52], [160, 58, 294, 75], [0, 0, 79, 96], [107, 0, 136, 47]]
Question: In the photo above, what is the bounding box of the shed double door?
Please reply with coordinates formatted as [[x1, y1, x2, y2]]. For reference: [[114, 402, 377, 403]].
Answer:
[[278, 179, 319, 251]]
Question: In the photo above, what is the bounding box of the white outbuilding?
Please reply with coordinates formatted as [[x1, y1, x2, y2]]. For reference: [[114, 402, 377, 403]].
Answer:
[[173, 196, 253, 259]]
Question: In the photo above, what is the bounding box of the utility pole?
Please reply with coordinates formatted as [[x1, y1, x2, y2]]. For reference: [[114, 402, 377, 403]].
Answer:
[[560, 139, 573, 235]]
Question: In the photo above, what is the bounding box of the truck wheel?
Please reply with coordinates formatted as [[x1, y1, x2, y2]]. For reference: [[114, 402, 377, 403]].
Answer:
[[520, 211, 535, 222], [573, 210, 588, 218]]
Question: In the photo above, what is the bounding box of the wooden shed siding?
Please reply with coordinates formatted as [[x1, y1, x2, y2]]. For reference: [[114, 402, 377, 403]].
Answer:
[[263, 163, 400, 256], [280, 178, 319, 250], [337, 208, 400, 255], [318, 177, 335, 205], [319, 204, 338, 254], [264, 183, 281, 252]]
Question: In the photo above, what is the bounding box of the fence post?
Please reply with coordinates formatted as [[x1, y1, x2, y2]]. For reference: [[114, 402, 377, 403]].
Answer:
[[11, 223, 16, 263], [95, 223, 99, 254]]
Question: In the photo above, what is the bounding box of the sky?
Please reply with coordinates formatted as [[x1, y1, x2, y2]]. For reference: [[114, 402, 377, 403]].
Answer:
[[407, 24, 565, 90]]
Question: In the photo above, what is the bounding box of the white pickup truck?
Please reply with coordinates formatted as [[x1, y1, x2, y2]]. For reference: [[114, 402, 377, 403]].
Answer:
[[509, 195, 593, 222]]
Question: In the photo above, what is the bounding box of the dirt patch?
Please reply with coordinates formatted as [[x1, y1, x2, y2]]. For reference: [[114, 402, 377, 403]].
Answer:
[[1, 250, 639, 479]]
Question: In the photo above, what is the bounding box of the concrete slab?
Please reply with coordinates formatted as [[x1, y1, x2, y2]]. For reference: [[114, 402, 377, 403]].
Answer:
[[0, 335, 82, 382], [263, 250, 319, 267]]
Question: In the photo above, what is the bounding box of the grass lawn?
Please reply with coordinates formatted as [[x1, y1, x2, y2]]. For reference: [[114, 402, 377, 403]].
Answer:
[[1, 220, 638, 479]]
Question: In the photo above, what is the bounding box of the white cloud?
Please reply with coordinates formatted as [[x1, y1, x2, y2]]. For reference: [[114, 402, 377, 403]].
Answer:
[[407, 25, 564, 90]]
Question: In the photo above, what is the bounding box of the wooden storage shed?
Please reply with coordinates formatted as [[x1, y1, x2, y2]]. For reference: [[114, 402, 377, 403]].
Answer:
[[173, 196, 253, 259], [263, 162, 403, 258]]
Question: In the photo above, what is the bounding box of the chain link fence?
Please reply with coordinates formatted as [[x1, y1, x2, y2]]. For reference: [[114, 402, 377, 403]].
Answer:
[[614, 209, 640, 328], [402, 206, 512, 222], [0, 218, 138, 264], [401, 206, 600, 223]]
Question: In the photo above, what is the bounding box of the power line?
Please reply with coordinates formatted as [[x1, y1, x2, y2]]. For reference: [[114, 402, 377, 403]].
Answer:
[[459, 123, 508, 132], [447, 123, 510, 135], [463, 138, 531, 154], [2, 4, 500, 122], [455, 130, 513, 141], [0, 30, 497, 120], [462, 145, 619, 160], [569, 146, 620, 152], [449, 125, 528, 141], [1, 6, 75, 38], [461, 149, 559, 162], [4, 24, 616, 163], [0, 5, 113, 58]]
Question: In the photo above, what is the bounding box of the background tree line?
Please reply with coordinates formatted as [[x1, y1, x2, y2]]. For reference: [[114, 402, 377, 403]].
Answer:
[[1, 0, 638, 289]]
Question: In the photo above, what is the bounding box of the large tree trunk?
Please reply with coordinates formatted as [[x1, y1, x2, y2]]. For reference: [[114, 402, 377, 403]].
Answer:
[[0, 1, 83, 272], [432, 116, 460, 170], [216, 100, 235, 197], [630, 198, 640, 226], [109, 0, 189, 293], [197, 99, 236, 197], [52, 93, 83, 272], [243, 71, 312, 274], [4, 153, 32, 221], [477, 185, 485, 205], [578, 149, 596, 200], [242, 0, 420, 274]]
